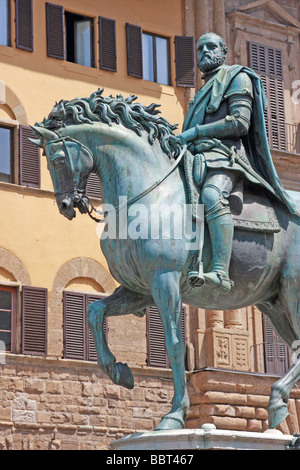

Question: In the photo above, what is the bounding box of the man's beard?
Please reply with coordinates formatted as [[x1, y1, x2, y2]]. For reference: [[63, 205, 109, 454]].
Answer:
[[198, 53, 226, 73]]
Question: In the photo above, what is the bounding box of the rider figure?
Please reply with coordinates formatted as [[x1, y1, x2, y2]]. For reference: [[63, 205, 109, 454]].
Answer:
[[179, 32, 299, 292]]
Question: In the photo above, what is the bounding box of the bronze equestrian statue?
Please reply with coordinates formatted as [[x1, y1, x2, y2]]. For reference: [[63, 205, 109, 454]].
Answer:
[[30, 32, 300, 432]]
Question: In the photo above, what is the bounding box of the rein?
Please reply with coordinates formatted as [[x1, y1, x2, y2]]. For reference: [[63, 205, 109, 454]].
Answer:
[[49, 135, 186, 223], [86, 144, 187, 223]]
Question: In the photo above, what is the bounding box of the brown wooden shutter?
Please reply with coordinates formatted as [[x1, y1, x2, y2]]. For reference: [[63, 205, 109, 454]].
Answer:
[[86, 172, 101, 199], [248, 42, 286, 151], [263, 315, 291, 375], [22, 286, 47, 356], [126, 23, 143, 78], [99, 17, 117, 72], [174, 36, 195, 88], [46, 3, 64, 59], [19, 125, 40, 188], [86, 294, 107, 362], [147, 305, 186, 369], [63, 291, 85, 360], [15, 0, 33, 51], [64, 292, 107, 361]]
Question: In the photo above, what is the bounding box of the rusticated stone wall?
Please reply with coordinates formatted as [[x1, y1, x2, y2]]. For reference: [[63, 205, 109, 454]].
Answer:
[[0, 355, 174, 450], [187, 369, 300, 435]]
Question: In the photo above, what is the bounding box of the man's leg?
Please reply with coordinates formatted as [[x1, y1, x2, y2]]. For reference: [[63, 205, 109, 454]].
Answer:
[[188, 170, 239, 292]]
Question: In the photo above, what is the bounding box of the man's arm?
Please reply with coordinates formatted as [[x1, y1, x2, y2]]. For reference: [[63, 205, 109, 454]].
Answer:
[[178, 72, 253, 144]]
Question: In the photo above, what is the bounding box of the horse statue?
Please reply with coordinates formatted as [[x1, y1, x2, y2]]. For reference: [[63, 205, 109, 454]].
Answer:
[[30, 89, 300, 431]]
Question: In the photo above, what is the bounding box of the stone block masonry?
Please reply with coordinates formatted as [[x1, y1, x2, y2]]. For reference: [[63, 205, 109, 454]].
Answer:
[[0, 355, 174, 450]]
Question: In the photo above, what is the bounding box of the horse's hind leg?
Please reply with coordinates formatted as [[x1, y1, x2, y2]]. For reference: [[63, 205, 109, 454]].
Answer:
[[151, 270, 189, 430], [257, 270, 300, 429], [88, 287, 152, 389]]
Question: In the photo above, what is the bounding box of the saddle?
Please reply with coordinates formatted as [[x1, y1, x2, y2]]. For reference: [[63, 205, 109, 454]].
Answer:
[[183, 150, 281, 234]]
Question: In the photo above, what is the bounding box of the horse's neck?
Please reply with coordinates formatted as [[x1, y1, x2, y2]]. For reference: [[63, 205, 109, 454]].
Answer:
[[76, 123, 173, 208]]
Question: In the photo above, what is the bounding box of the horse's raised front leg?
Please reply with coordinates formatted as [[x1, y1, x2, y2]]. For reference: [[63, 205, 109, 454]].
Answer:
[[151, 270, 189, 430], [87, 287, 151, 389]]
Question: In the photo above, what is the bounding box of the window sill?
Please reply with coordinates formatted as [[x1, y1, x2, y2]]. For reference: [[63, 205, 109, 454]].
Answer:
[[142, 79, 175, 96], [59, 60, 101, 78]]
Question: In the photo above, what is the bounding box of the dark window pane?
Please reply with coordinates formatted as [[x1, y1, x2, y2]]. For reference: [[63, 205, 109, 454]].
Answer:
[[0, 331, 11, 351], [142, 33, 154, 82], [0, 290, 11, 310], [0, 311, 11, 330], [0, 127, 12, 183], [156, 37, 169, 85], [0, 0, 10, 47]]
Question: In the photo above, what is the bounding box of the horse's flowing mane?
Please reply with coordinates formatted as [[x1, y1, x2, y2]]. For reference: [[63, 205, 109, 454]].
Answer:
[[38, 88, 183, 159]]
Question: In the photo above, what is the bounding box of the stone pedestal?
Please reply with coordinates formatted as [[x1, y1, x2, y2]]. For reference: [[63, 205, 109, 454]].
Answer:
[[110, 425, 294, 451]]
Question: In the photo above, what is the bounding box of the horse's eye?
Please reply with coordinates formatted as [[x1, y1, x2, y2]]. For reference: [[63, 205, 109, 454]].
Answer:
[[51, 154, 65, 168]]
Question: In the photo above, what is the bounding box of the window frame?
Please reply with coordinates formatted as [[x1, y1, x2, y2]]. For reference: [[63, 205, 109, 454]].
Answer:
[[142, 31, 171, 86], [0, 124, 14, 184], [0, 0, 11, 48], [0, 286, 17, 354], [64, 10, 95, 68]]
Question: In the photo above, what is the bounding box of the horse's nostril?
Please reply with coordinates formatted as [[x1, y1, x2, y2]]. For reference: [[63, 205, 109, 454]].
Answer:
[[61, 200, 70, 210]]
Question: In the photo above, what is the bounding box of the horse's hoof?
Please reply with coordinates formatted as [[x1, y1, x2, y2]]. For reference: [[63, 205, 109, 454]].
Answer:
[[267, 403, 289, 429], [155, 415, 185, 431], [113, 362, 134, 390]]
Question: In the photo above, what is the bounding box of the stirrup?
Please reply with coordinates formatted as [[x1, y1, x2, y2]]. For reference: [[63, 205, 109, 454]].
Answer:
[[187, 270, 205, 288], [204, 271, 234, 293]]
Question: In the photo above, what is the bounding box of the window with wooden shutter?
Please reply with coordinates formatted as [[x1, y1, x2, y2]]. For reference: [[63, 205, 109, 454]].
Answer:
[[63, 291, 107, 362], [126, 23, 143, 78], [146, 305, 186, 369], [22, 286, 47, 356], [248, 42, 286, 151], [262, 315, 291, 375], [15, 0, 33, 51], [86, 172, 101, 200], [99, 17, 117, 72], [46, 3, 64, 59], [19, 125, 40, 188], [174, 36, 195, 88]]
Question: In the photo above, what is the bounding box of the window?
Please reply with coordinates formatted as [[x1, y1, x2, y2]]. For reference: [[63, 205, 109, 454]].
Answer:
[[65, 11, 94, 67], [142, 32, 170, 85], [0, 0, 10, 47], [63, 291, 107, 361], [0, 126, 13, 183], [0, 287, 15, 353]]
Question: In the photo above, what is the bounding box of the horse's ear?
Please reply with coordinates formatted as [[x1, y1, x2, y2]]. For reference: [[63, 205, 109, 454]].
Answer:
[[28, 137, 43, 148], [30, 125, 58, 142]]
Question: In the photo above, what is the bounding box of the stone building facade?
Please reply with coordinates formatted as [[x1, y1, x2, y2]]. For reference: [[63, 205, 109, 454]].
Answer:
[[0, 0, 300, 450]]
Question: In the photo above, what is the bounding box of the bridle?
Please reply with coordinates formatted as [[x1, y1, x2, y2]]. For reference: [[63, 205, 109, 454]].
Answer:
[[45, 136, 98, 219], [46, 135, 187, 223]]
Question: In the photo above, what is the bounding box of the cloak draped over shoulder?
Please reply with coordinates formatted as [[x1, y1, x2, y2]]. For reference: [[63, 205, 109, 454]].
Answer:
[[182, 64, 300, 217]]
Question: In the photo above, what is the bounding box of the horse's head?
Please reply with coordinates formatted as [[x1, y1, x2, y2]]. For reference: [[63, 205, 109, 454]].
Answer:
[[30, 125, 94, 220]]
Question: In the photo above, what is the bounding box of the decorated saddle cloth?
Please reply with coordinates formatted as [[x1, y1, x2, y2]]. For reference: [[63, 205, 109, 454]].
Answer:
[[183, 150, 281, 233]]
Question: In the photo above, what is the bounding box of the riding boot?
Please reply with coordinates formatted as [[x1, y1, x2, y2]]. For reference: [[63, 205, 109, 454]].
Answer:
[[204, 213, 234, 293]]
